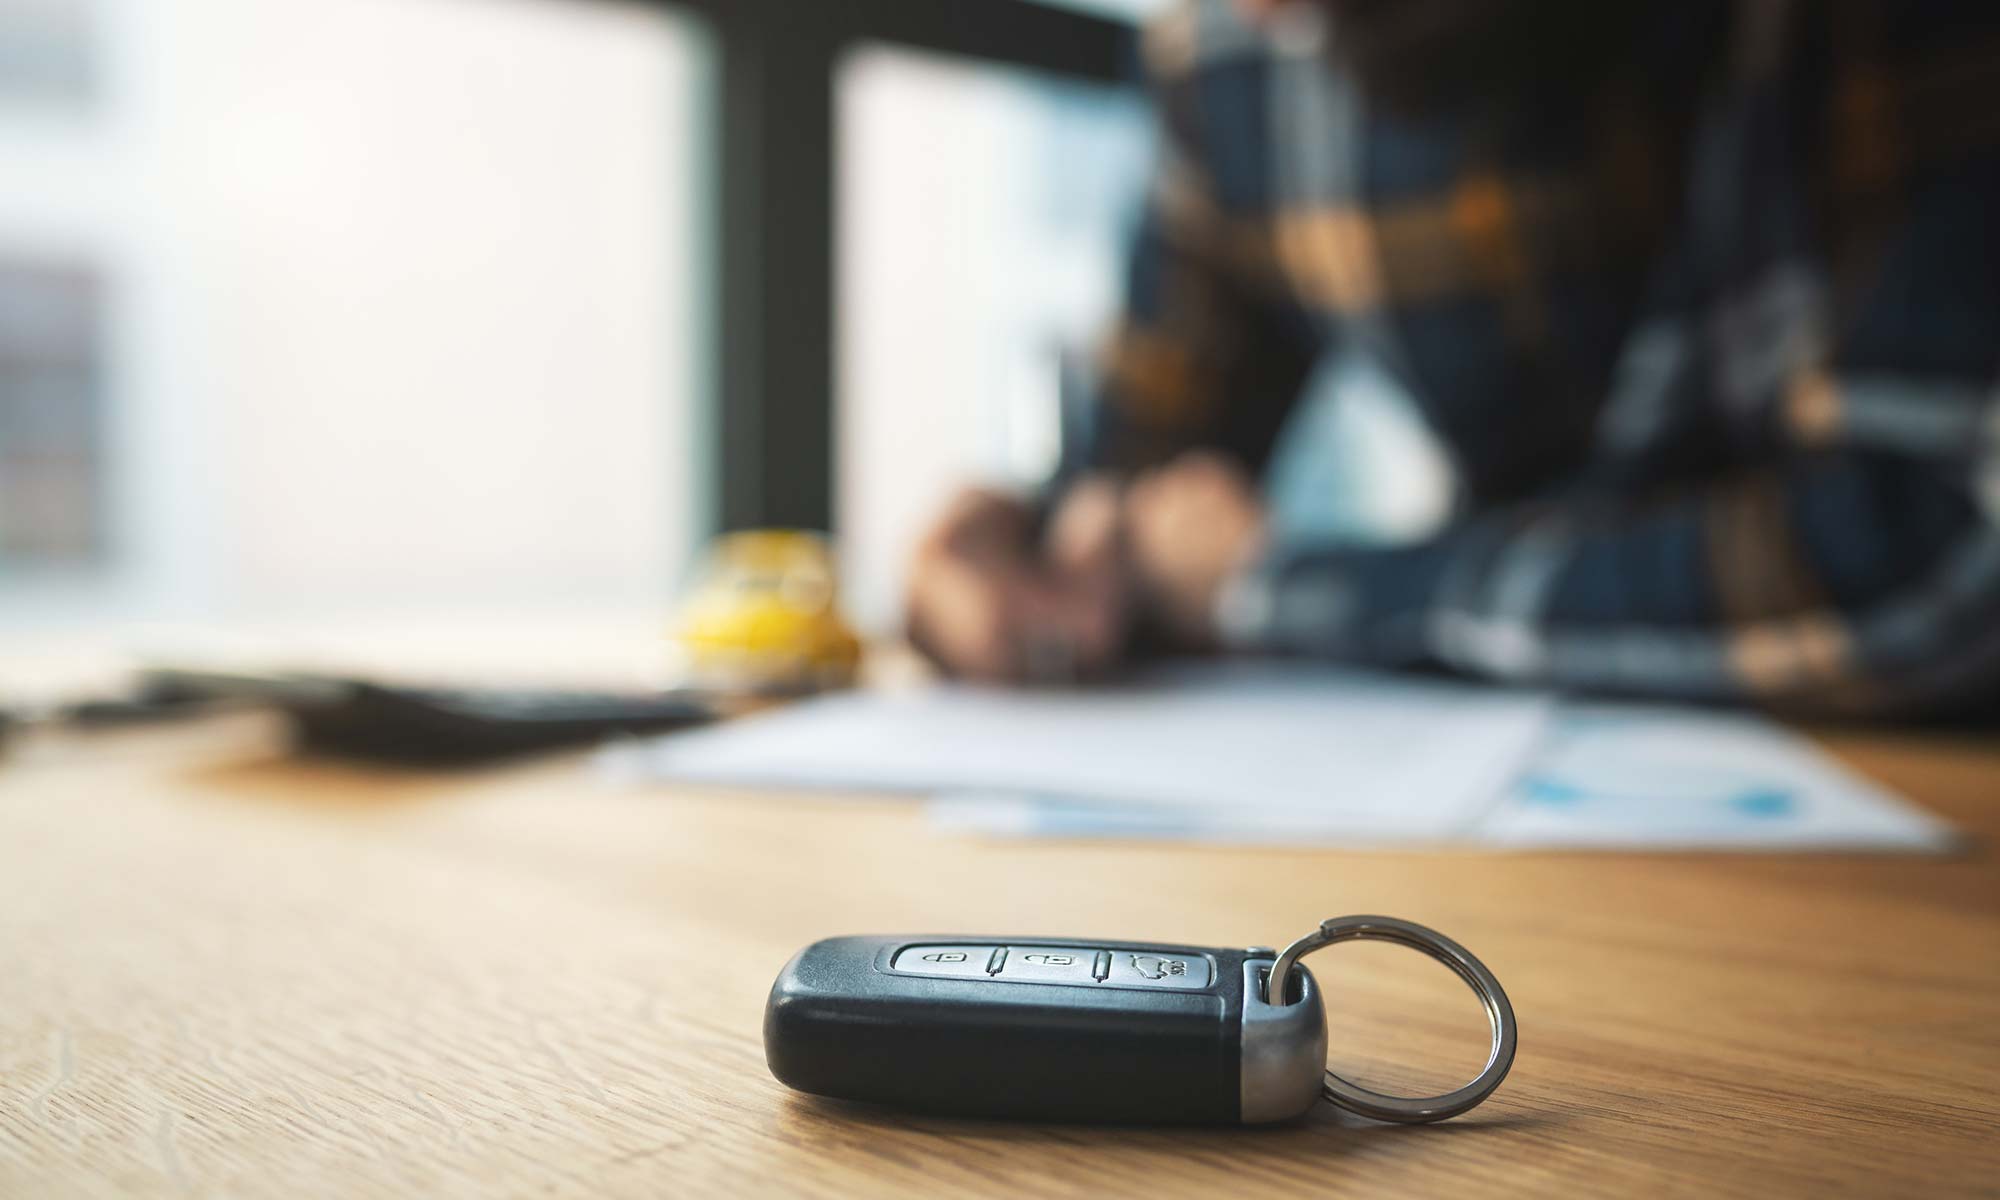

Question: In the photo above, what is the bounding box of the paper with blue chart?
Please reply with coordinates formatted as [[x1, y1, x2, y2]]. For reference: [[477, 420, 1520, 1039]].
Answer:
[[934, 702, 1956, 852], [1467, 705, 1955, 850], [616, 664, 1955, 852]]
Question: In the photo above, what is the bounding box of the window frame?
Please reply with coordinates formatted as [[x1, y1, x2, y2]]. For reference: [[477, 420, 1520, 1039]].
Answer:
[[644, 0, 1136, 533]]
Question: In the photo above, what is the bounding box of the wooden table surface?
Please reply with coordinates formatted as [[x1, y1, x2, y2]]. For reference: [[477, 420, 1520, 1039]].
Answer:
[[1, 714, 1996, 1198]]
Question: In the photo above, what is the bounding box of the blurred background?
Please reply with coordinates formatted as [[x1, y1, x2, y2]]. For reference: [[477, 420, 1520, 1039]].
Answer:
[[0, 0, 1445, 682]]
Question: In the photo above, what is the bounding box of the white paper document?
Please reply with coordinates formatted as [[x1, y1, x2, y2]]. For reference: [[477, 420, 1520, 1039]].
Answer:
[[1470, 705, 1958, 851], [611, 664, 1957, 852]]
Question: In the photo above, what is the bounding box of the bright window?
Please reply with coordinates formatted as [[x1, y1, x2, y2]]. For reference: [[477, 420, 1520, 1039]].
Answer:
[[0, 0, 711, 627], [836, 43, 1153, 631]]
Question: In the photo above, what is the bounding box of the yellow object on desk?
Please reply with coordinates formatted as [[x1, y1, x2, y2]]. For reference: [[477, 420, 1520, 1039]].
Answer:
[[674, 530, 862, 693]]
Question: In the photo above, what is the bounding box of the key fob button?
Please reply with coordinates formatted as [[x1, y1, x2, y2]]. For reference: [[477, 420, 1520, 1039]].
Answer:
[[1105, 950, 1212, 989], [891, 944, 1000, 976], [998, 946, 1096, 982]]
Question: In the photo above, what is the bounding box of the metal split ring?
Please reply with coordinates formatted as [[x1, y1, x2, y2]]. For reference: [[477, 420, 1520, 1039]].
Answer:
[[1265, 915, 1517, 1123]]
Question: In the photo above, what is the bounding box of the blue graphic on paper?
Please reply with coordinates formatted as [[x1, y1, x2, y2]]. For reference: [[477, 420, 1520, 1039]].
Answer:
[[1501, 713, 1811, 832]]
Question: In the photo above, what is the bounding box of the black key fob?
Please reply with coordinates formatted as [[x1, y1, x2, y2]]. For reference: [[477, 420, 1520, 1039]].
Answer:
[[763, 935, 1325, 1124]]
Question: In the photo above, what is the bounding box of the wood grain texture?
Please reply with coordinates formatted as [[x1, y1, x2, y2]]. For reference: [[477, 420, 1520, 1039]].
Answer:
[[1, 718, 1996, 1198]]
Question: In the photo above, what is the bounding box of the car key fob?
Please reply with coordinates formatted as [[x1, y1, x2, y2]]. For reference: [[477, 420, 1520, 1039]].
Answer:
[[763, 935, 1326, 1124], [765, 918, 1519, 1126]]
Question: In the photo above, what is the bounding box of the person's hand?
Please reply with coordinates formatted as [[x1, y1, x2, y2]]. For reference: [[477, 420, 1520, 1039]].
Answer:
[[1124, 452, 1267, 646], [904, 479, 1129, 682]]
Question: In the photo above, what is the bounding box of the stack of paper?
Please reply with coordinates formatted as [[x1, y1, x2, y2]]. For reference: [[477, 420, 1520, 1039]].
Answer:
[[609, 664, 1956, 852]]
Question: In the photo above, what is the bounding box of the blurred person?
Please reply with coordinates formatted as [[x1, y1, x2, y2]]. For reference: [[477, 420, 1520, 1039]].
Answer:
[[907, 0, 2000, 718]]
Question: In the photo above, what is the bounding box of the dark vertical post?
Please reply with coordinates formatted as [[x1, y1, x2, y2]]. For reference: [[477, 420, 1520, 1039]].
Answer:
[[713, 2, 838, 532], [696, 0, 1133, 536]]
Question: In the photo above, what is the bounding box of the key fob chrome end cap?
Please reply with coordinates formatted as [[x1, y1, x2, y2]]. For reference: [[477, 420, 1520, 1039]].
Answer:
[[1238, 959, 1326, 1124]]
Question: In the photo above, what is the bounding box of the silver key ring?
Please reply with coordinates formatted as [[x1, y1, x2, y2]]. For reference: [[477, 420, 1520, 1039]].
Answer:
[[1265, 915, 1518, 1123]]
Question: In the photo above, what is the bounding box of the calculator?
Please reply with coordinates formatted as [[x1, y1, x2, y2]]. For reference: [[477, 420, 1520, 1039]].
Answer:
[[141, 667, 717, 763]]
